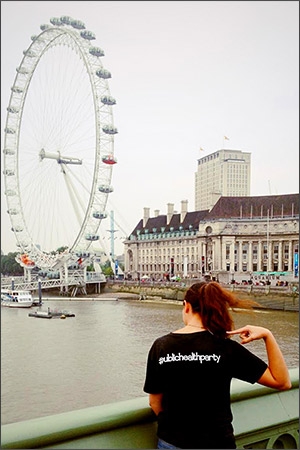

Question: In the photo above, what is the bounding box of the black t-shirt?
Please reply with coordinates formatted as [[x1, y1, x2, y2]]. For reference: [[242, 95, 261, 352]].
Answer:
[[143, 330, 268, 449]]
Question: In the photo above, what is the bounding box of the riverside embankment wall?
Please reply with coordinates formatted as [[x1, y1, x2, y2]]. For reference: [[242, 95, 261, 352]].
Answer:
[[104, 282, 299, 311]]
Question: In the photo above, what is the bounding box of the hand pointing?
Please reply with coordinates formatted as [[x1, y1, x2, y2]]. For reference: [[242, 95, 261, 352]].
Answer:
[[227, 325, 271, 344]]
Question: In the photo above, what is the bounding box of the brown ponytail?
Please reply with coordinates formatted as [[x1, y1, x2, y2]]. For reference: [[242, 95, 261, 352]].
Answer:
[[184, 281, 259, 338]]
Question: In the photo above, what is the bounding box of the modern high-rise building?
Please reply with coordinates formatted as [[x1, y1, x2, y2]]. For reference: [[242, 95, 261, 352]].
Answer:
[[195, 149, 251, 211]]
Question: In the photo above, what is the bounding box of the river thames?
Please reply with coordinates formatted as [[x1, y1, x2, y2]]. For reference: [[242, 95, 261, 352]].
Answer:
[[1, 296, 298, 425]]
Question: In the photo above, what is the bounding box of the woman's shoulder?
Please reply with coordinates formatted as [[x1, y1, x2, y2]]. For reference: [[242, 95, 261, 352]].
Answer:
[[154, 332, 174, 343], [150, 331, 185, 347]]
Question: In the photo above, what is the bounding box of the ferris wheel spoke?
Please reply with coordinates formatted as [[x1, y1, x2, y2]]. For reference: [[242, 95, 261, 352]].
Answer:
[[62, 164, 88, 226]]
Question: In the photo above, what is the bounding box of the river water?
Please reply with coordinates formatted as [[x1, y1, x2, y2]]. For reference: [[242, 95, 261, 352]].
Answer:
[[1, 296, 298, 425]]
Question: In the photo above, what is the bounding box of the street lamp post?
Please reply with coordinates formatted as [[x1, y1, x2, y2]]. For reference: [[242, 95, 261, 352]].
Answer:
[[38, 278, 42, 305], [231, 271, 235, 284]]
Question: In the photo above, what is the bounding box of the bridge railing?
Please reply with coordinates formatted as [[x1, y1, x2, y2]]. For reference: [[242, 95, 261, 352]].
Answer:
[[1, 278, 63, 291], [1, 273, 106, 292], [1, 367, 298, 449]]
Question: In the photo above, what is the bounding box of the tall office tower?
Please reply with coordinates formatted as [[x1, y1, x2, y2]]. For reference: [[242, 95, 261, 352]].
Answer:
[[195, 149, 251, 211]]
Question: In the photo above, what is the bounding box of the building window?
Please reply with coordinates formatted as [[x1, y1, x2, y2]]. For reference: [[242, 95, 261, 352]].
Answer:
[[226, 244, 230, 260], [263, 244, 268, 260], [253, 244, 258, 260], [284, 244, 289, 259]]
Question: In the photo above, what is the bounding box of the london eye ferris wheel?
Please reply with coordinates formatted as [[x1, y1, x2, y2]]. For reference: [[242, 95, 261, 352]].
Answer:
[[3, 16, 118, 270]]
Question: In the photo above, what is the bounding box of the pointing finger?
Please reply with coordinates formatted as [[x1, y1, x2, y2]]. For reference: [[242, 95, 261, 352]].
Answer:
[[226, 328, 247, 335]]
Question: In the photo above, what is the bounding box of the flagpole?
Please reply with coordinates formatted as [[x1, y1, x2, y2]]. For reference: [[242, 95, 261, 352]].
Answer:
[[223, 136, 229, 148]]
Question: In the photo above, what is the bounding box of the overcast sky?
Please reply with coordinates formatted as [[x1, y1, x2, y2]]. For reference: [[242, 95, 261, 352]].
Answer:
[[1, 1, 299, 257]]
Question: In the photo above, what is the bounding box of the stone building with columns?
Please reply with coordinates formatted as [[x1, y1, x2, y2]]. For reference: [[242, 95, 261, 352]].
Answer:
[[123, 194, 299, 284]]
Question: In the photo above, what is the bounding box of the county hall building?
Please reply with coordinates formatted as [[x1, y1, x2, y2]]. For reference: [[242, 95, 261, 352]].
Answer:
[[123, 194, 299, 284]]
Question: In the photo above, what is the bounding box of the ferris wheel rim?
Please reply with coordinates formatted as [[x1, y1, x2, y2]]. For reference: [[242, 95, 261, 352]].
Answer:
[[3, 16, 117, 269]]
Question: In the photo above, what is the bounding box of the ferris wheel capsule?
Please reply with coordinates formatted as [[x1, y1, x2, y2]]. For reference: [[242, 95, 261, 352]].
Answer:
[[85, 234, 99, 241], [3, 149, 15, 155], [102, 124, 118, 134], [7, 208, 19, 215], [60, 16, 73, 25], [71, 20, 85, 30], [40, 24, 51, 31], [50, 17, 64, 26], [5, 127, 16, 134], [98, 184, 114, 193], [23, 49, 37, 57], [3, 169, 15, 176], [101, 96, 116, 105], [16, 67, 30, 75], [19, 254, 35, 267], [92, 211, 108, 219], [11, 86, 24, 93], [102, 155, 117, 165], [11, 226, 23, 232], [5, 190, 16, 196], [89, 47, 105, 57], [96, 69, 111, 79], [7, 106, 20, 113], [80, 30, 96, 40]]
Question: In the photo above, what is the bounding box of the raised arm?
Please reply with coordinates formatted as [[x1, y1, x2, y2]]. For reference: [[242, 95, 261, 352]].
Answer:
[[227, 325, 291, 390]]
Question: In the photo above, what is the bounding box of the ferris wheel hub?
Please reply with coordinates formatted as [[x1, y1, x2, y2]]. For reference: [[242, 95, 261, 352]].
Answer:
[[39, 149, 82, 165]]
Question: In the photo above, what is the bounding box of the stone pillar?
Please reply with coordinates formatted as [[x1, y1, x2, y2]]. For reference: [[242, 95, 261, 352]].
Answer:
[[248, 241, 253, 272], [258, 241, 263, 271], [238, 241, 243, 272], [221, 238, 227, 272], [278, 240, 283, 272], [215, 236, 222, 271], [202, 241, 207, 272], [230, 240, 235, 272], [288, 241, 293, 272], [268, 241, 272, 272]]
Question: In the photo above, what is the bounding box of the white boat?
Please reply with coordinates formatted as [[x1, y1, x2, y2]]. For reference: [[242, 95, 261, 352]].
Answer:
[[1, 289, 33, 308]]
